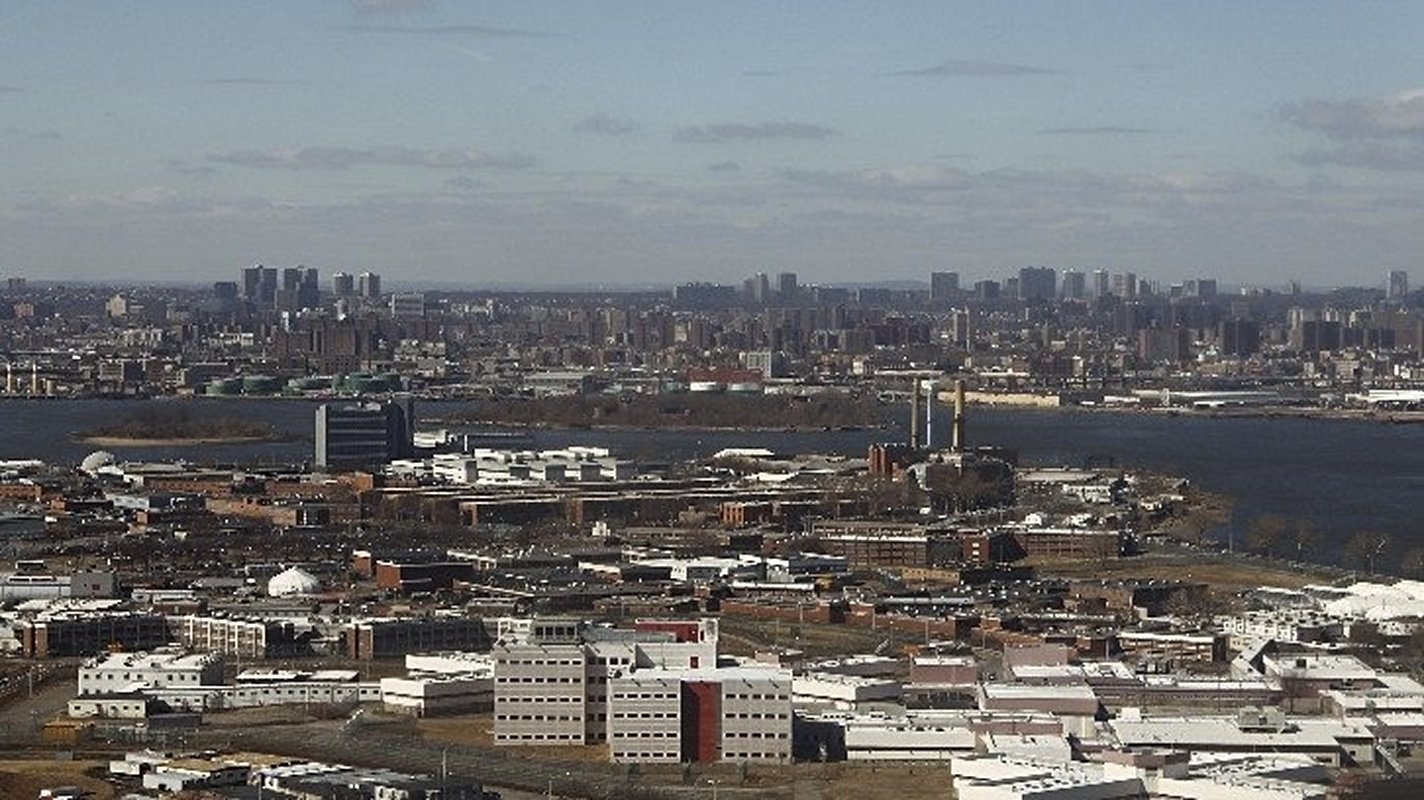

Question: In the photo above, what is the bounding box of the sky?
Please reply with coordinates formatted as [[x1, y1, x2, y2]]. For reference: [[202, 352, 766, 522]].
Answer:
[[3, 1, 1424, 289]]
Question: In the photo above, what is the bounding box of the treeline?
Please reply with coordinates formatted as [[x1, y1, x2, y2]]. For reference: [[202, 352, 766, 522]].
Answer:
[[446, 393, 891, 430], [82, 405, 278, 440]]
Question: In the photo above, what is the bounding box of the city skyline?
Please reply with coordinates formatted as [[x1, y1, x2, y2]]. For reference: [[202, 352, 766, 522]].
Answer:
[[3, 2, 1424, 287]]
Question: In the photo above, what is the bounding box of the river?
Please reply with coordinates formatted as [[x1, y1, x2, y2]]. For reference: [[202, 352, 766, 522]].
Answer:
[[1, 397, 1420, 554]]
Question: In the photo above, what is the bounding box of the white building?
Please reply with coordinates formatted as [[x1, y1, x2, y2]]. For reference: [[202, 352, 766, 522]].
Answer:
[[77, 650, 224, 696], [492, 642, 589, 745], [793, 672, 902, 709], [715, 667, 794, 762], [951, 751, 1330, 800], [607, 672, 683, 763], [493, 617, 723, 748]]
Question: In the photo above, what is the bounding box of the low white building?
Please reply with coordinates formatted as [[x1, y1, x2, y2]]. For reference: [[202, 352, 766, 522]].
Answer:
[[952, 751, 1330, 800], [793, 672, 902, 709], [77, 650, 224, 696]]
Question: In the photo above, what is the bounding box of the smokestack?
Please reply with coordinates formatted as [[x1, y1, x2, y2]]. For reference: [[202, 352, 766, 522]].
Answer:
[[952, 379, 966, 453], [910, 378, 922, 449]]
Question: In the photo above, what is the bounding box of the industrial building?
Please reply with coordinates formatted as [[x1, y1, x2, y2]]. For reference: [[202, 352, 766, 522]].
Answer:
[[314, 398, 415, 469]]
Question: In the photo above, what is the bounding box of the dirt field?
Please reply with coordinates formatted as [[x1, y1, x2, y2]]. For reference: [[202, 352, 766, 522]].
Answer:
[[0, 759, 114, 799], [717, 615, 922, 661], [416, 714, 610, 764], [1034, 551, 1338, 593]]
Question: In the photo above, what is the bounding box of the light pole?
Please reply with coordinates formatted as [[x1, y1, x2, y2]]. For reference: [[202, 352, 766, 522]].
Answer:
[[707, 778, 720, 800]]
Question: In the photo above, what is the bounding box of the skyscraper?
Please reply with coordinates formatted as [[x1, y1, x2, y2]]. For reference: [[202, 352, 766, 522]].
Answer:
[[1388, 270, 1409, 299], [1017, 267, 1056, 301], [776, 272, 798, 302], [358, 271, 382, 300], [1091, 269, 1111, 298], [930, 271, 959, 302], [332, 271, 355, 296], [1060, 270, 1086, 300]]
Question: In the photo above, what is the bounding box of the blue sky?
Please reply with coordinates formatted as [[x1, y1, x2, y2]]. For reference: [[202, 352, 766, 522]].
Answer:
[[3, 1, 1423, 288]]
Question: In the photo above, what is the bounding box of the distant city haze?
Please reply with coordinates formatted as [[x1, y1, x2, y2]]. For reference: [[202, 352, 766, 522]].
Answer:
[[3, 2, 1423, 287]]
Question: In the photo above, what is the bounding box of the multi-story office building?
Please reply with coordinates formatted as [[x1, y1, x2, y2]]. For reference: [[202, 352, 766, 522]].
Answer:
[[1060, 270, 1086, 301], [1091, 269, 1111, 298], [1018, 267, 1056, 302], [930, 271, 959, 302], [241, 265, 279, 307], [1112, 271, 1138, 299], [358, 271, 382, 300], [314, 399, 415, 469], [1388, 269, 1409, 299], [331, 271, 355, 296], [776, 272, 798, 302]]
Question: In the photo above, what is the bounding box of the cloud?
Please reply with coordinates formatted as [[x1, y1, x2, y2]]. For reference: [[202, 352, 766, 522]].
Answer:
[[1296, 142, 1424, 172], [207, 146, 535, 171], [574, 113, 636, 136], [1038, 126, 1156, 136], [673, 121, 838, 143], [334, 23, 551, 37], [893, 59, 1056, 77], [0, 85, 23, 93], [709, 161, 742, 173], [29, 129, 61, 141], [204, 77, 300, 86], [1281, 88, 1424, 140], [27, 186, 274, 216], [350, 0, 436, 14], [742, 70, 783, 78], [446, 175, 483, 190], [1281, 88, 1424, 171], [782, 165, 973, 194]]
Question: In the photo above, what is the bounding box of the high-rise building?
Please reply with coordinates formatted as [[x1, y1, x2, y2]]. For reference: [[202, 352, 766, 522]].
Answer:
[[358, 271, 382, 300], [930, 271, 959, 302], [314, 399, 414, 469], [1388, 270, 1409, 299], [1184, 278, 1217, 299], [332, 271, 355, 296], [1091, 269, 1111, 298], [1060, 270, 1086, 300], [1112, 272, 1137, 299], [743, 272, 771, 304], [949, 309, 973, 348], [1219, 319, 1261, 357], [240, 265, 263, 302], [1017, 267, 1056, 302], [776, 272, 798, 302]]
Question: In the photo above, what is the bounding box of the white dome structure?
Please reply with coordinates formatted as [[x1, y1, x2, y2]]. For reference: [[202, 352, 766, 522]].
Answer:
[[267, 566, 321, 597], [80, 450, 117, 475]]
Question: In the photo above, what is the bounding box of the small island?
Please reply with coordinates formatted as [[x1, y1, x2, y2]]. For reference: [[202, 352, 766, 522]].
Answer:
[[77, 404, 283, 446]]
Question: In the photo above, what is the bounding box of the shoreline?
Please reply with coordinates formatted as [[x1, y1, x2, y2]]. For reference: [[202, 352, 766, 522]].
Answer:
[[78, 435, 282, 447]]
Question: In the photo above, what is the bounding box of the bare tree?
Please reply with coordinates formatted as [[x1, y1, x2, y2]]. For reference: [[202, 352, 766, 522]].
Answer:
[[1244, 514, 1289, 557], [1344, 531, 1392, 574], [1288, 520, 1324, 562]]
